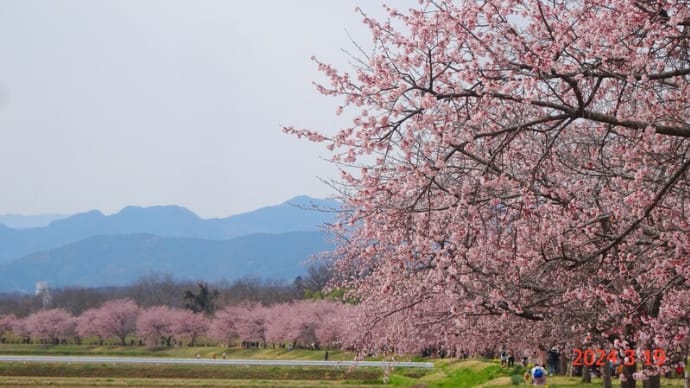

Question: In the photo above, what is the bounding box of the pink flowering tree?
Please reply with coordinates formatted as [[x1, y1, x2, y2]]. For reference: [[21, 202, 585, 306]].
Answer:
[[265, 303, 294, 346], [8, 316, 28, 339], [76, 308, 101, 343], [171, 309, 209, 346], [136, 306, 175, 346], [287, 1, 690, 387], [209, 306, 240, 345], [264, 300, 341, 349], [233, 304, 268, 347], [272, 299, 351, 349], [93, 299, 139, 345], [210, 304, 268, 347], [313, 301, 353, 349], [24, 309, 75, 343], [0, 314, 18, 339]]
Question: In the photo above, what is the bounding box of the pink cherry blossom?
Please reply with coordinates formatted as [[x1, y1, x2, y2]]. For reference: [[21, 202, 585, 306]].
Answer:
[[0, 314, 18, 337], [24, 309, 75, 343], [93, 299, 139, 345], [171, 309, 209, 346], [287, 1, 690, 383], [136, 306, 175, 346]]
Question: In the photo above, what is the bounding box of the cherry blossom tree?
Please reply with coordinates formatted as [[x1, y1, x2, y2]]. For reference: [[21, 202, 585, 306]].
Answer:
[[209, 305, 240, 345], [287, 1, 690, 386], [233, 304, 269, 347], [93, 299, 139, 345], [265, 303, 294, 346], [211, 302, 351, 349], [292, 302, 321, 348], [210, 304, 268, 347], [269, 302, 314, 348], [171, 309, 209, 346], [263, 300, 348, 349], [313, 300, 351, 348], [136, 306, 175, 346], [24, 309, 75, 343], [9, 316, 29, 340], [0, 314, 18, 338], [75, 308, 101, 343]]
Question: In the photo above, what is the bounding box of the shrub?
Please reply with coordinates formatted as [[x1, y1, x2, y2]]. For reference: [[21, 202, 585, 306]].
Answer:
[[510, 374, 523, 385]]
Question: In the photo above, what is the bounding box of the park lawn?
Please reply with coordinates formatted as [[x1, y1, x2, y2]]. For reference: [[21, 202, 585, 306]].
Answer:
[[409, 360, 517, 388], [477, 375, 602, 388], [477, 375, 688, 388], [393, 359, 689, 388]]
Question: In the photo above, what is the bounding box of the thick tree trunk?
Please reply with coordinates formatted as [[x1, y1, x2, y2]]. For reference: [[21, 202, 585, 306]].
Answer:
[[560, 354, 568, 376], [621, 326, 637, 388], [683, 353, 689, 388], [645, 374, 659, 388], [621, 364, 636, 388], [582, 366, 592, 383], [603, 363, 612, 388]]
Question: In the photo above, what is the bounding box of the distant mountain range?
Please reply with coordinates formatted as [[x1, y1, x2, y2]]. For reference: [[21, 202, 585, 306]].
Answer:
[[0, 231, 333, 293], [0, 196, 340, 293]]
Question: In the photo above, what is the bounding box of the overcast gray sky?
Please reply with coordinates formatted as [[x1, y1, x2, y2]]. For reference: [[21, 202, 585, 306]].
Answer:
[[0, 0, 408, 218]]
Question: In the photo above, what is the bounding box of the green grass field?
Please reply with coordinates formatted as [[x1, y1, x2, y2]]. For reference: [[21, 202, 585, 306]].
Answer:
[[0, 346, 687, 387], [0, 362, 385, 386]]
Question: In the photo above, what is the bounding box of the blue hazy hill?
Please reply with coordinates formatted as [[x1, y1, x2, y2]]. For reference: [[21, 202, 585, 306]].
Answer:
[[211, 195, 340, 238], [0, 231, 333, 293], [0, 196, 339, 264]]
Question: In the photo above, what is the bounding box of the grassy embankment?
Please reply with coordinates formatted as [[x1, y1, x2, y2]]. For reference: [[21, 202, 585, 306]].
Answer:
[[409, 359, 688, 388], [0, 344, 413, 387], [1, 347, 688, 387]]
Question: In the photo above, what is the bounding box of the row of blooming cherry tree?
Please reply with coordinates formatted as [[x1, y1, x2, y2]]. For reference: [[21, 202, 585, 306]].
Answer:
[[0, 299, 353, 349], [286, 1, 690, 387]]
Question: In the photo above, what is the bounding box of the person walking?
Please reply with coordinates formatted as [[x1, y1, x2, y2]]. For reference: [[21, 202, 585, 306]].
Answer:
[[547, 347, 560, 375]]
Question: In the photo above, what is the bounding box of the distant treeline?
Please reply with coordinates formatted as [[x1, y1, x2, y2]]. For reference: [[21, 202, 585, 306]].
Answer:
[[0, 264, 333, 318]]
